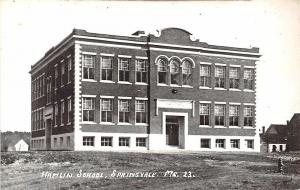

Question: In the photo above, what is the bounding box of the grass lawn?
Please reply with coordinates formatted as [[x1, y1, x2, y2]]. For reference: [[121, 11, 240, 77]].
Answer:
[[1, 151, 300, 190]]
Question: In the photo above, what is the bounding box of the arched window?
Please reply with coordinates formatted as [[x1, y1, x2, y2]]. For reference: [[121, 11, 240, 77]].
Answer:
[[170, 60, 180, 85], [157, 59, 167, 84], [182, 61, 192, 86]]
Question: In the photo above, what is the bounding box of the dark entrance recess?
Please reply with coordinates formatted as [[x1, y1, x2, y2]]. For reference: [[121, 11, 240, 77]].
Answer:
[[166, 116, 179, 146]]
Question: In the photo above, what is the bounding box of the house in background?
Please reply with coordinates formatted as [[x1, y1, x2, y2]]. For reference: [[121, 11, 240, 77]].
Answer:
[[261, 124, 288, 152], [287, 113, 300, 151], [7, 139, 29, 152]]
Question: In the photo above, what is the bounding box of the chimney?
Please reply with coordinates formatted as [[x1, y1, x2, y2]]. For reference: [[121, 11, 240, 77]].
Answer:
[[262, 126, 265, 134], [132, 30, 146, 36]]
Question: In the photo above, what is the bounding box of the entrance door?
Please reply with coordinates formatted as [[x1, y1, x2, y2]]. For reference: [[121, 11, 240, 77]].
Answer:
[[45, 119, 52, 150], [166, 116, 179, 146]]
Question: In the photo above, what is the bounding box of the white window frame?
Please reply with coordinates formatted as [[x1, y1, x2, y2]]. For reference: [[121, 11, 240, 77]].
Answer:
[[229, 105, 240, 127], [60, 100, 64, 126], [118, 99, 130, 124], [100, 56, 114, 82], [214, 104, 225, 127], [135, 100, 148, 124], [82, 54, 96, 80], [82, 97, 95, 122], [215, 139, 225, 148], [101, 137, 113, 146], [83, 136, 95, 146], [100, 98, 114, 124], [230, 139, 240, 149], [118, 58, 131, 83], [214, 66, 226, 89], [119, 137, 130, 147], [135, 59, 148, 84]]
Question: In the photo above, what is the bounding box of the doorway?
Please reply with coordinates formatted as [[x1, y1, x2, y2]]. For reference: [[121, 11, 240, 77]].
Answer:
[[166, 116, 180, 146]]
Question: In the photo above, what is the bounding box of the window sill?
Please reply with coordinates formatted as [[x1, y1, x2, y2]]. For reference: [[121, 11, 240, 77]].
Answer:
[[61, 85, 64, 88], [117, 122, 132, 126], [214, 126, 226, 128], [67, 81, 71, 84], [135, 123, 149, 126], [170, 84, 180, 87], [118, 81, 132, 85], [60, 124, 64, 127], [157, 83, 168, 86], [182, 85, 193, 88], [67, 122, 71, 125], [100, 122, 115, 125], [135, 82, 148, 86], [243, 126, 255, 129], [229, 126, 240, 128], [199, 125, 211, 128], [54, 125, 58, 128], [229, 88, 241, 91], [82, 79, 97, 82], [243, 89, 255, 92], [100, 80, 115, 83], [214, 88, 226, 91], [80, 121, 97, 124]]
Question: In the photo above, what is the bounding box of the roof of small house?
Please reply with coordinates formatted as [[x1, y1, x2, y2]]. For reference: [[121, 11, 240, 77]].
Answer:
[[262, 124, 288, 144], [7, 138, 30, 148]]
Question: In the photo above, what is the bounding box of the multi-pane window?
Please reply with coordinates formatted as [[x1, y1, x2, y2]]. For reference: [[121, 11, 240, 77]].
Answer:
[[37, 78, 40, 98], [246, 139, 254, 149], [40, 109, 43, 129], [82, 97, 95, 122], [101, 137, 113, 146], [136, 100, 147, 123], [60, 137, 64, 146], [46, 77, 52, 104], [55, 66, 58, 89], [244, 106, 254, 127], [229, 105, 239, 126], [119, 100, 130, 123], [83, 136, 94, 146], [61, 100, 64, 125], [158, 59, 167, 84], [118, 58, 130, 82], [136, 60, 148, 83], [214, 104, 225, 126], [101, 56, 113, 81], [100, 99, 113, 122], [68, 98, 72, 123], [200, 139, 211, 148], [200, 103, 210, 126], [244, 68, 254, 90], [215, 139, 225, 148], [67, 56, 72, 83], [83, 55, 95, 80], [215, 66, 225, 88], [119, 137, 130, 147], [170, 60, 180, 85], [182, 61, 192, 86], [54, 103, 58, 126], [230, 139, 240, 148], [61, 62, 65, 86], [136, 138, 146, 147], [229, 67, 240, 89], [42, 75, 45, 96], [67, 136, 71, 147]]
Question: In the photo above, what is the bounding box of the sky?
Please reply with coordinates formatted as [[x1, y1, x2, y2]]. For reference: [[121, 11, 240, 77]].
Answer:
[[0, 0, 300, 132]]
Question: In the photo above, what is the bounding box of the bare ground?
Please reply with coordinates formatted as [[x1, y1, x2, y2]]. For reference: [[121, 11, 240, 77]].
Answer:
[[1, 151, 300, 190]]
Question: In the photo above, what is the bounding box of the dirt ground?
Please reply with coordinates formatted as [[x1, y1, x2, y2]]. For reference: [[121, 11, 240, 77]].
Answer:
[[1, 151, 300, 190]]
